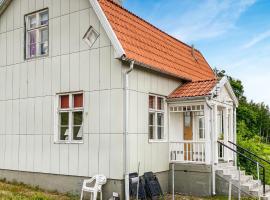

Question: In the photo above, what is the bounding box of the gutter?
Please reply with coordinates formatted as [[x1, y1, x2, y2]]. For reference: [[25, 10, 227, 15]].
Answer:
[[131, 59, 192, 82], [167, 95, 211, 103], [123, 60, 134, 200]]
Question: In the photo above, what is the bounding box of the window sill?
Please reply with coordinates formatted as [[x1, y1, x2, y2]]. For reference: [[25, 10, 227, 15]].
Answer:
[[25, 53, 49, 61], [54, 141, 84, 144], [148, 139, 168, 143]]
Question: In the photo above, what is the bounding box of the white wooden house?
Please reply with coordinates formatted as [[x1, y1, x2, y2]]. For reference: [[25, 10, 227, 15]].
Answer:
[[0, 0, 238, 198]]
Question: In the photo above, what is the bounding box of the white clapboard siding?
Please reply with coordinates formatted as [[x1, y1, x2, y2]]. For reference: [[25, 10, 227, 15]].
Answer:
[[0, 0, 183, 181], [126, 65, 181, 174]]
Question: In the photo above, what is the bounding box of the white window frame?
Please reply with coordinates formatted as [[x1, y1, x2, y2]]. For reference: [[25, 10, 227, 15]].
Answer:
[[55, 92, 84, 144], [25, 9, 49, 59], [148, 94, 166, 142]]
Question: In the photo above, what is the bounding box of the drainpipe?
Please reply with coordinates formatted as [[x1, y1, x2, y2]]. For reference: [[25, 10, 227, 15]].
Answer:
[[123, 60, 134, 200], [205, 98, 216, 195]]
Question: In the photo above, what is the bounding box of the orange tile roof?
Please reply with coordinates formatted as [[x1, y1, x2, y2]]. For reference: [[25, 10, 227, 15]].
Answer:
[[98, 0, 216, 81], [168, 79, 217, 99]]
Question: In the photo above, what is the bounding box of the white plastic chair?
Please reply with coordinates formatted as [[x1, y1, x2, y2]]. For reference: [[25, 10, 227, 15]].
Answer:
[[80, 174, 107, 200]]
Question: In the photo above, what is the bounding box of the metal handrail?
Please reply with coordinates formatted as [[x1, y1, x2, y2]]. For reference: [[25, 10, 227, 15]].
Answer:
[[229, 140, 270, 165], [217, 141, 266, 196]]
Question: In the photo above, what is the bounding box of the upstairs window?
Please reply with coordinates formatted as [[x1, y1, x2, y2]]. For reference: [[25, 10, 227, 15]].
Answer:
[[25, 9, 49, 59], [57, 92, 84, 143], [149, 95, 165, 141]]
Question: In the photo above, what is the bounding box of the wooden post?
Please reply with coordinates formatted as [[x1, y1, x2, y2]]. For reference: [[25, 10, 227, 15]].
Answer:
[[213, 104, 218, 163], [204, 103, 211, 164], [172, 163, 175, 200], [233, 107, 237, 166], [223, 107, 229, 161]]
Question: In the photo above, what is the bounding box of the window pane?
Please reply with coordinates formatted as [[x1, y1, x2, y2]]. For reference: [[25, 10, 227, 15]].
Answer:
[[73, 94, 83, 108], [149, 126, 154, 139], [73, 111, 83, 141], [199, 118, 204, 129], [60, 126, 69, 140], [28, 31, 36, 57], [199, 129, 204, 139], [60, 112, 69, 141], [199, 117, 204, 139], [28, 15, 36, 29], [157, 113, 164, 126], [40, 28, 48, 55], [60, 112, 69, 125], [60, 95, 69, 109], [157, 97, 164, 110], [40, 11, 48, 25], [149, 113, 155, 126], [157, 127, 164, 139], [73, 126, 83, 140], [73, 112, 83, 125], [149, 96, 155, 109], [184, 112, 191, 127]]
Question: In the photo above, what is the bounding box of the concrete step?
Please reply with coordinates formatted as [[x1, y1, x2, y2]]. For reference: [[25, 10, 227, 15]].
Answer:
[[217, 161, 234, 167], [261, 190, 270, 200], [215, 162, 270, 199], [216, 167, 239, 177], [250, 185, 270, 197], [216, 164, 237, 170], [241, 179, 261, 191]]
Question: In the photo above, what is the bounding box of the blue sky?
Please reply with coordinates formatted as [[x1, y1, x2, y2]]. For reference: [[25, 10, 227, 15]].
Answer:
[[124, 0, 270, 105]]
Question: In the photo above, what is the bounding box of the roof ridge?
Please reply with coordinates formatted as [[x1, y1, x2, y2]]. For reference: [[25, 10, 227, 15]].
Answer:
[[101, 0, 200, 53], [188, 79, 217, 83]]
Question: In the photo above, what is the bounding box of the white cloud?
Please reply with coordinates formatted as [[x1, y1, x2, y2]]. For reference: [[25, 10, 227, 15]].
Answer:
[[224, 53, 270, 105], [243, 29, 270, 49], [170, 0, 256, 42]]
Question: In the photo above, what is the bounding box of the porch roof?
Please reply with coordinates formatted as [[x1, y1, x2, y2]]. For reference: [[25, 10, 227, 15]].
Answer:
[[168, 79, 217, 99]]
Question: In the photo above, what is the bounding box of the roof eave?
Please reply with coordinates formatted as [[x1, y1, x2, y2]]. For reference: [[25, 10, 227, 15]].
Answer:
[[167, 94, 211, 102], [0, 0, 12, 16], [89, 0, 126, 58], [211, 76, 239, 107], [122, 56, 192, 82]]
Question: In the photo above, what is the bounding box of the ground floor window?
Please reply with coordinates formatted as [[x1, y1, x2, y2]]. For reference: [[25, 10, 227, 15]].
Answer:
[[57, 92, 84, 143], [148, 94, 165, 141]]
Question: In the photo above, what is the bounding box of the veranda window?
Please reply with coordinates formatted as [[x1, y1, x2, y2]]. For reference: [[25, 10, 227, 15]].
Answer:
[[149, 95, 165, 140], [25, 9, 49, 59], [58, 93, 84, 142], [195, 111, 205, 140]]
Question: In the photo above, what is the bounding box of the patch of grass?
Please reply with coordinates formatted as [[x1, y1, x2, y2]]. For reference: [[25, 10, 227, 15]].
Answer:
[[0, 180, 79, 200], [165, 194, 256, 200]]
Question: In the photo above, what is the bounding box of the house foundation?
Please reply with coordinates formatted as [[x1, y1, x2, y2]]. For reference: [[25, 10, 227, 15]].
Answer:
[[0, 169, 172, 199], [169, 163, 212, 196], [0, 169, 171, 198], [0, 169, 124, 199]]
